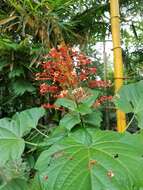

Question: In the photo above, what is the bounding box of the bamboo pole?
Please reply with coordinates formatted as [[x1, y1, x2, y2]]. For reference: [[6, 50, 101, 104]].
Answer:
[[110, 0, 126, 132]]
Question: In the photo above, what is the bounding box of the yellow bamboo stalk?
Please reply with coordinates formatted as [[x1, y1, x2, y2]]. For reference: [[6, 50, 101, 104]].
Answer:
[[110, 0, 126, 132]]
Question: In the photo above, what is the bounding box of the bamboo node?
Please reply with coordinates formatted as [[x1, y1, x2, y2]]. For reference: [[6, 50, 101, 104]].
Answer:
[[112, 46, 121, 50]]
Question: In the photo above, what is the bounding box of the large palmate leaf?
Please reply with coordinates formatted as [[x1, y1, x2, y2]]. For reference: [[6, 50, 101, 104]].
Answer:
[[12, 107, 45, 136], [0, 107, 45, 164], [0, 123, 25, 165], [35, 130, 143, 190], [115, 81, 143, 128]]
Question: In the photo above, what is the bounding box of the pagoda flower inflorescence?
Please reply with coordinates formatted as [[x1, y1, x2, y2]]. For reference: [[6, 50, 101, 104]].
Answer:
[[36, 46, 112, 109]]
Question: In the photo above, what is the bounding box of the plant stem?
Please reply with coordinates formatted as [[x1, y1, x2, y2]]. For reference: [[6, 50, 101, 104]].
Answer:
[[125, 114, 135, 131], [73, 94, 86, 129], [79, 113, 86, 129], [35, 127, 49, 138], [25, 141, 39, 147]]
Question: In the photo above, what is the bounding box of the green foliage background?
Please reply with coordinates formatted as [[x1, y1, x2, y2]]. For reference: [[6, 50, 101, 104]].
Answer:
[[0, 0, 142, 117], [0, 1, 143, 189]]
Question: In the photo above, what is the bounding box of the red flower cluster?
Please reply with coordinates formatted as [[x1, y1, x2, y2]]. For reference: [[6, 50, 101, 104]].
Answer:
[[54, 90, 68, 98], [93, 96, 113, 107], [42, 103, 64, 111], [36, 46, 78, 89], [88, 80, 111, 88], [40, 83, 58, 95], [36, 46, 97, 97], [36, 45, 112, 109]]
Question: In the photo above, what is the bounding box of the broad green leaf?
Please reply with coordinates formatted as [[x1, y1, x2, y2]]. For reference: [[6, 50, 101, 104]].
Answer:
[[70, 128, 92, 145], [115, 81, 143, 128], [83, 111, 102, 127], [35, 130, 143, 190], [12, 107, 45, 136], [55, 98, 77, 111], [0, 107, 45, 164], [0, 121, 25, 164], [0, 118, 13, 131], [59, 112, 80, 131], [136, 112, 143, 129], [29, 177, 45, 190], [0, 179, 28, 190]]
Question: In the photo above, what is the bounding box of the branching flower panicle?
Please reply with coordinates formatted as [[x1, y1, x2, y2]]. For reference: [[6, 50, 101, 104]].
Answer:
[[36, 45, 112, 109]]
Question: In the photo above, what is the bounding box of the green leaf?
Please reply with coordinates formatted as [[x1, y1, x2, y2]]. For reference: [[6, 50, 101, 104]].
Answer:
[[11, 80, 36, 96], [41, 126, 68, 146], [0, 107, 45, 164], [12, 107, 45, 136], [115, 81, 143, 128], [35, 130, 143, 190], [8, 67, 25, 78], [29, 177, 45, 190], [60, 112, 80, 131], [0, 119, 25, 165], [0, 38, 19, 51], [55, 98, 77, 111], [81, 90, 99, 107], [0, 61, 9, 71], [0, 179, 29, 190], [70, 128, 93, 145], [83, 111, 102, 127], [75, 103, 92, 115]]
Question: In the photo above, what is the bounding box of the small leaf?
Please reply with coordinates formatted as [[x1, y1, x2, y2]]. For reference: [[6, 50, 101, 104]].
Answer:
[[83, 111, 102, 127], [55, 98, 77, 111], [75, 103, 92, 115], [60, 112, 80, 131], [8, 67, 25, 78], [81, 90, 99, 107], [41, 126, 68, 146], [11, 80, 36, 96]]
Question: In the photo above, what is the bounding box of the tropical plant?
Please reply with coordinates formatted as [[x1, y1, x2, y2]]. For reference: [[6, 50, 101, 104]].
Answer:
[[0, 0, 142, 117], [1, 91, 143, 189], [115, 80, 143, 130], [0, 107, 45, 188], [0, 1, 143, 189], [0, 0, 109, 117], [36, 46, 113, 130]]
